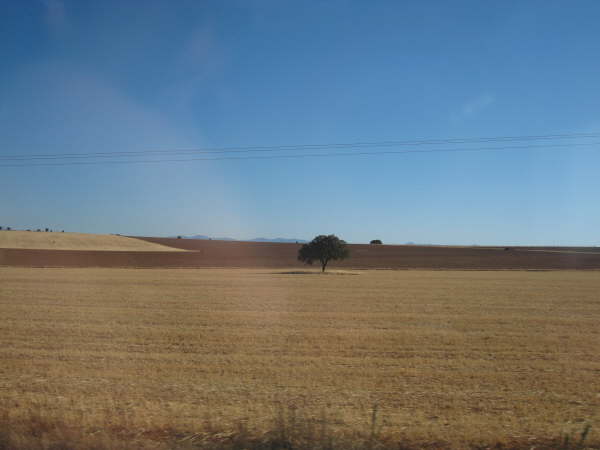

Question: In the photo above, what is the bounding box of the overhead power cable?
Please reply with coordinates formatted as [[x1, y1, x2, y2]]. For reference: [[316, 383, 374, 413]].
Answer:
[[1, 141, 598, 168], [1, 131, 599, 161]]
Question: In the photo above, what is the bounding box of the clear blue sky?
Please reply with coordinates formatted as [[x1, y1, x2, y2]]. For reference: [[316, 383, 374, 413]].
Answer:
[[1, 1, 599, 245]]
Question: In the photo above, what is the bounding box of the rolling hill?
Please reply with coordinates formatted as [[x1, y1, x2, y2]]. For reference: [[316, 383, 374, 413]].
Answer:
[[0, 230, 184, 252]]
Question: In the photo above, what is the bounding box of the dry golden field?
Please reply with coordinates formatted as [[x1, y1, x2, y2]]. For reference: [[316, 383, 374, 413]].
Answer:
[[0, 231, 184, 252], [1, 267, 599, 449]]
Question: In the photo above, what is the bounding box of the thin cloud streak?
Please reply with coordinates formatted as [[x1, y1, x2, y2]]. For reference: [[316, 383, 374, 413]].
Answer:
[[461, 93, 495, 117], [41, 0, 67, 34]]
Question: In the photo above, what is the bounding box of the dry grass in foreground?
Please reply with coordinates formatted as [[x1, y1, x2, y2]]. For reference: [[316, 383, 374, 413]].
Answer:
[[1, 268, 599, 449]]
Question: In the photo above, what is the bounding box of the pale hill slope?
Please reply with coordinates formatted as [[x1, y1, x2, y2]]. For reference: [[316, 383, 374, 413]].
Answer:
[[0, 231, 184, 251]]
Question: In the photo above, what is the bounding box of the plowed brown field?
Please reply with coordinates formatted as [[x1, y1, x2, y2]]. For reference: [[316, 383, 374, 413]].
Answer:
[[1, 236, 600, 269]]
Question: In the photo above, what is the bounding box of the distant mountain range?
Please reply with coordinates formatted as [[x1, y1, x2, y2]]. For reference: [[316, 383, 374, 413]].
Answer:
[[175, 235, 307, 243], [249, 237, 307, 243]]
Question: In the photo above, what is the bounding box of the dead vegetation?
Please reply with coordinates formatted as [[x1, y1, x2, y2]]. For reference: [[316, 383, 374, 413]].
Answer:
[[1, 267, 599, 449], [0, 230, 184, 252]]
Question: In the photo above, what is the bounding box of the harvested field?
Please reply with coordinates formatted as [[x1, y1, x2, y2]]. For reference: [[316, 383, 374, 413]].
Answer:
[[2, 236, 600, 270], [1, 267, 599, 449], [0, 230, 184, 252]]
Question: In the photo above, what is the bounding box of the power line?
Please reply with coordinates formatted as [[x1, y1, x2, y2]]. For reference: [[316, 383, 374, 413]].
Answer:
[[1, 141, 598, 167], [1, 132, 600, 161]]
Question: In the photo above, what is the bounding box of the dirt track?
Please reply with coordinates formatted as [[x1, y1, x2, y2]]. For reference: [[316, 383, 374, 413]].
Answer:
[[1, 237, 600, 269]]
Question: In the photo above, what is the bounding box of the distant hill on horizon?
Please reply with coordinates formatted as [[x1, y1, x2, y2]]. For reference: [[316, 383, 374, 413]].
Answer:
[[174, 235, 307, 243], [173, 235, 235, 241], [248, 237, 307, 243]]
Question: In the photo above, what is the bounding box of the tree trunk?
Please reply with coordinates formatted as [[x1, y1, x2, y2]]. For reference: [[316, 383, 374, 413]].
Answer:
[[321, 259, 328, 272]]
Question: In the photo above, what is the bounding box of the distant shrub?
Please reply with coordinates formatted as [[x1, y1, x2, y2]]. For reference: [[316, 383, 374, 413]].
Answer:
[[370, 239, 382, 245], [177, 236, 182, 239]]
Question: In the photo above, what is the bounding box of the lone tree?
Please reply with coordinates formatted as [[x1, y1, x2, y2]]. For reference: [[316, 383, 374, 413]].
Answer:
[[370, 239, 382, 244], [298, 234, 349, 272]]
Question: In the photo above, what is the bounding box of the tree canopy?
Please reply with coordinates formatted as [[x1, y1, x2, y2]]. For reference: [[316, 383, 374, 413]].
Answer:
[[370, 239, 382, 244], [298, 234, 349, 272]]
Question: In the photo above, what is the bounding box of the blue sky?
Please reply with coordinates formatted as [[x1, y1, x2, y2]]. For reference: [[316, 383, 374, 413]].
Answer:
[[1, 1, 599, 245]]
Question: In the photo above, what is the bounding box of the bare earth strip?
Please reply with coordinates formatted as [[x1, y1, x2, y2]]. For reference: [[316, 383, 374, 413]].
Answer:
[[2, 237, 600, 269], [0, 267, 599, 448], [0, 230, 184, 252], [518, 249, 600, 255]]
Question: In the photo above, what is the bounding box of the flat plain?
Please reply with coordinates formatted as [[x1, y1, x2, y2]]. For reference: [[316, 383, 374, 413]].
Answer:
[[1, 267, 599, 449], [2, 236, 600, 270]]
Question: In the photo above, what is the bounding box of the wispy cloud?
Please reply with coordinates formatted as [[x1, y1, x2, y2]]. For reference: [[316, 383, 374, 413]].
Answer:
[[159, 25, 225, 112], [0, 60, 247, 235], [460, 93, 495, 117], [41, 0, 67, 33], [583, 120, 600, 133]]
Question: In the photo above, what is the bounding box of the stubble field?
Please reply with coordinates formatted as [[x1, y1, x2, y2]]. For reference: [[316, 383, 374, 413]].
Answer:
[[1, 267, 599, 449]]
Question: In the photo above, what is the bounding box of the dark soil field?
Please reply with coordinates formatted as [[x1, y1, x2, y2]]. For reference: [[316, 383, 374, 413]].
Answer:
[[1, 236, 599, 269]]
